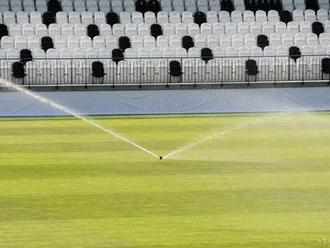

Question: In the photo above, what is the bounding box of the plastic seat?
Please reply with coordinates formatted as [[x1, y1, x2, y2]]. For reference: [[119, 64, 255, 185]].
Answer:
[[194, 35, 207, 48], [14, 36, 27, 49], [175, 23, 187, 36], [219, 11, 231, 23], [300, 21, 312, 33], [225, 22, 237, 34], [53, 35, 67, 48], [243, 10, 255, 23], [256, 10, 267, 22], [100, 24, 111, 36], [106, 12, 119, 27], [157, 11, 169, 24], [193, 11, 207, 26], [81, 12, 94, 24], [9, 24, 21, 37], [249, 22, 262, 35], [150, 23, 163, 38], [207, 11, 218, 23], [94, 12, 106, 24], [68, 12, 81, 24], [80, 36, 92, 48], [169, 11, 181, 23], [305, 9, 316, 22], [144, 35, 156, 48], [17, 11, 29, 24], [200, 23, 212, 36], [268, 10, 280, 22], [232, 34, 244, 47], [30, 12, 42, 24], [40, 36, 53, 51], [231, 10, 242, 23], [213, 23, 224, 35], [157, 35, 169, 48], [27, 36, 40, 49], [237, 22, 249, 34]]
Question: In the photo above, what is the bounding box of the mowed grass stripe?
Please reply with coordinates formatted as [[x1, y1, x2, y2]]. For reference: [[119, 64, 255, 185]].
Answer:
[[1, 171, 330, 197], [1, 113, 330, 247], [1, 189, 330, 221]]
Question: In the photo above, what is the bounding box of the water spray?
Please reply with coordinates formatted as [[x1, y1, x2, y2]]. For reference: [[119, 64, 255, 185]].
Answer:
[[0, 79, 159, 159]]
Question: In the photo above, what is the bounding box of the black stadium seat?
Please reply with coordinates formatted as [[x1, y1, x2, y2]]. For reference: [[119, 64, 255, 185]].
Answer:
[[245, 0, 257, 12], [312, 21, 324, 37], [41, 36, 54, 52], [280, 10, 292, 24], [118, 36, 131, 51], [257, 34, 269, 50], [112, 49, 124, 64], [182, 35, 194, 51], [135, 0, 148, 13], [12, 62, 25, 79], [92, 61, 105, 78], [193, 11, 207, 26], [169, 60, 182, 77], [42, 11, 56, 27], [150, 24, 163, 38], [20, 49, 33, 65], [246, 59, 258, 75], [47, 0, 62, 13], [289, 46, 301, 62], [201, 48, 213, 63], [87, 24, 100, 39], [269, 0, 282, 12], [106, 12, 119, 27], [148, 0, 161, 13], [221, 0, 234, 12], [0, 24, 9, 39], [322, 58, 330, 74], [257, 0, 269, 11], [305, 0, 319, 12]]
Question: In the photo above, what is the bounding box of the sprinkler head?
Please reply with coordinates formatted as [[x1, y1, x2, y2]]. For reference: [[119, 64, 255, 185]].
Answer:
[[159, 156, 163, 160]]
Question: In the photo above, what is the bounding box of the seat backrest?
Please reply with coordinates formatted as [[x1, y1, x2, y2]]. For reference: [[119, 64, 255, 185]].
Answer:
[[20, 49, 33, 65], [322, 58, 330, 74], [112, 48, 124, 63], [119, 36, 131, 51], [92, 61, 105, 77], [169, 60, 182, 76], [182, 35, 194, 51], [12, 61, 25, 78], [87, 24, 100, 39], [106, 12, 119, 26], [245, 59, 258, 75], [201, 47, 213, 63], [150, 23, 163, 38]]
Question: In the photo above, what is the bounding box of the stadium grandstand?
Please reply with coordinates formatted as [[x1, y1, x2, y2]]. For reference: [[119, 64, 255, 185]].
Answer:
[[0, 0, 330, 87]]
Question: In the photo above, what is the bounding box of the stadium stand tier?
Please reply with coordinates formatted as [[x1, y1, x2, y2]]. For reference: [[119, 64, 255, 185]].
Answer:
[[0, 0, 330, 86]]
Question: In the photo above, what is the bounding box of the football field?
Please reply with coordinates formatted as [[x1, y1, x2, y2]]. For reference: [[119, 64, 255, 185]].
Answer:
[[0, 113, 330, 248]]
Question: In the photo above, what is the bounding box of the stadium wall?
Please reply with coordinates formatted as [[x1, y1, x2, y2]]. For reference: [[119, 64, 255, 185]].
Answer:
[[1, 87, 330, 116]]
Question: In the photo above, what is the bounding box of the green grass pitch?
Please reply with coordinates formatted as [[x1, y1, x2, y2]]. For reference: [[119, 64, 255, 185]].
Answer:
[[1, 113, 330, 248]]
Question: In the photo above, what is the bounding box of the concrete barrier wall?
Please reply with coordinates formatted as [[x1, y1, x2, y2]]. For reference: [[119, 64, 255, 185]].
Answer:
[[1, 87, 330, 116]]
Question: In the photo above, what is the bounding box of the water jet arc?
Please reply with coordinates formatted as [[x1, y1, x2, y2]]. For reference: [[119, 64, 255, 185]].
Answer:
[[0, 79, 159, 159]]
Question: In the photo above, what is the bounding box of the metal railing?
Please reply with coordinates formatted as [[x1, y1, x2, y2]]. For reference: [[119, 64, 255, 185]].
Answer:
[[1, 54, 330, 88]]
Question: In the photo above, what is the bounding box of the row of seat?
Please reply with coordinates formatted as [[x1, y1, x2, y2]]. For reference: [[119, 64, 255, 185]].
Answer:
[[3, 56, 330, 85], [2, 9, 330, 25], [1, 0, 328, 13], [1, 45, 330, 62], [2, 33, 330, 51], [2, 20, 330, 42]]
